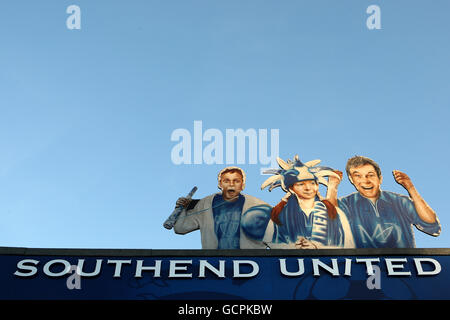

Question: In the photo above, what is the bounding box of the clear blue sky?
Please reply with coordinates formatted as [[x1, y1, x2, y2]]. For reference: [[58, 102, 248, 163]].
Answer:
[[0, 1, 449, 249]]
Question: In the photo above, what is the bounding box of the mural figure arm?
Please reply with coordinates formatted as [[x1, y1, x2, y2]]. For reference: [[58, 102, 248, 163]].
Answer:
[[325, 170, 343, 207], [173, 197, 201, 234], [393, 170, 437, 224]]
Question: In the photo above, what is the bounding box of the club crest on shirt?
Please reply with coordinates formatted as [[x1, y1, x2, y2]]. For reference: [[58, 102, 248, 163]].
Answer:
[[358, 223, 402, 246]]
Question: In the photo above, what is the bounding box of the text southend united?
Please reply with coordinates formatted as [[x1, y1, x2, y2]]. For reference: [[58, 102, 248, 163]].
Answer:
[[14, 257, 441, 278]]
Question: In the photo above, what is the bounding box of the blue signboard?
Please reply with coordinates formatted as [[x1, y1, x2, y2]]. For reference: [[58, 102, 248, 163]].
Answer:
[[1, 247, 449, 301]]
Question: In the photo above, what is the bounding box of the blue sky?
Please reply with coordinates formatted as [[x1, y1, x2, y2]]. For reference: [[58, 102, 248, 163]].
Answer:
[[0, 1, 449, 249]]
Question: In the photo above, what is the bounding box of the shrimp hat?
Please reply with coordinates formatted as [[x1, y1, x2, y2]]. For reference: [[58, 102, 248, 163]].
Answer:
[[261, 155, 340, 192]]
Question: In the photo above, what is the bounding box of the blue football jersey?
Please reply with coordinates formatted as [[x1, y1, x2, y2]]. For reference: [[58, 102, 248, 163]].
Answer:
[[338, 191, 440, 248]]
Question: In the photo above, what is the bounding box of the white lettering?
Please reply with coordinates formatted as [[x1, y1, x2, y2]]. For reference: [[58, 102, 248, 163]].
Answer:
[[107, 260, 132, 278], [76, 259, 102, 277], [170, 121, 279, 171], [366, 5, 381, 30], [226, 128, 257, 164], [178, 304, 212, 317], [233, 260, 259, 278], [13, 257, 442, 280], [279, 258, 305, 277], [14, 259, 39, 277], [198, 260, 225, 278], [170, 128, 191, 164], [203, 128, 223, 164], [66, 265, 82, 290], [312, 258, 340, 276], [66, 5, 81, 30], [385, 258, 411, 276], [366, 265, 381, 289], [344, 258, 352, 276], [356, 258, 380, 275], [169, 260, 193, 278], [135, 260, 161, 278], [193, 120, 203, 164], [43, 259, 71, 277], [258, 129, 279, 170], [414, 258, 441, 276]]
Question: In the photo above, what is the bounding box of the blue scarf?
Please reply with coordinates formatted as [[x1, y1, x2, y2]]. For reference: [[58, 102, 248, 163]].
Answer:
[[274, 195, 339, 246]]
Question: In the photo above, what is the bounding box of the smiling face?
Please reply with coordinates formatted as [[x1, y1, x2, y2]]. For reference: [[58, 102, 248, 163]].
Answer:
[[219, 171, 244, 201], [349, 164, 382, 201], [290, 180, 319, 200]]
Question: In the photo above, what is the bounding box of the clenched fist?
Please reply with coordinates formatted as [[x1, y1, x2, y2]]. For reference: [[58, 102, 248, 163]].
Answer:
[[176, 197, 191, 208], [392, 170, 414, 191], [295, 236, 318, 249], [328, 170, 343, 188]]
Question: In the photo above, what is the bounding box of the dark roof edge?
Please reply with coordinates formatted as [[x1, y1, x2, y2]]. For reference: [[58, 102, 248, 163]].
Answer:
[[0, 246, 449, 257]]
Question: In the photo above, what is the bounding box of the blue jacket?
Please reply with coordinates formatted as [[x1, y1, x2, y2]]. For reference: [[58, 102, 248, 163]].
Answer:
[[338, 191, 440, 248]]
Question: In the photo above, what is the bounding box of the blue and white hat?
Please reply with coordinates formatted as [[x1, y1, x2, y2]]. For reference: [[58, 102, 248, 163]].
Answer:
[[261, 155, 339, 192]]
